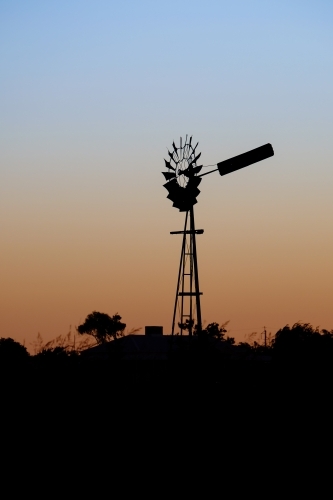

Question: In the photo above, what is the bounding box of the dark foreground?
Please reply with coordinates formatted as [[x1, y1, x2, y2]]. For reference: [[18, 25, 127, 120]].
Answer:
[[2, 356, 332, 419], [1, 355, 332, 481], [3, 321, 333, 461]]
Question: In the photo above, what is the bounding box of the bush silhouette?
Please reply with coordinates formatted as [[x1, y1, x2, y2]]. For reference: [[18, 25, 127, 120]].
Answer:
[[0, 337, 29, 364], [272, 322, 333, 363]]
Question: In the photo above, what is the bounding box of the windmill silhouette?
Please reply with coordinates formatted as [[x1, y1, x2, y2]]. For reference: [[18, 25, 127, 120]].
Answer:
[[162, 137, 274, 336]]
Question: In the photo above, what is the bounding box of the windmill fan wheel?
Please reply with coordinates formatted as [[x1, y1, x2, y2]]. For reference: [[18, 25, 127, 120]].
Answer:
[[162, 136, 203, 212]]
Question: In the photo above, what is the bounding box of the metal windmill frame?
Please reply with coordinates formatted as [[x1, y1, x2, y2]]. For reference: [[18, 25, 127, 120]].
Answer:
[[162, 136, 274, 336]]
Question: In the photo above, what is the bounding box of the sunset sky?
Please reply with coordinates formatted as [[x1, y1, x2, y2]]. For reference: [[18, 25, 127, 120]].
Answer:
[[1, 0, 333, 350]]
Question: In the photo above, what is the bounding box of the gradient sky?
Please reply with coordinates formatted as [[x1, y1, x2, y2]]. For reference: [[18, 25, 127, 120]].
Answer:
[[1, 0, 333, 350]]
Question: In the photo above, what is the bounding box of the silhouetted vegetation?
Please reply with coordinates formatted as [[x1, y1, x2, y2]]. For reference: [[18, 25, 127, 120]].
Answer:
[[178, 319, 235, 343], [199, 321, 235, 344], [1, 318, 333, 419], [77, 311, 126, 344], [1, 318, 333, 447], [272, 322, 333, 364], [2, 320, 333, 368], [0, 337, 29, 364]]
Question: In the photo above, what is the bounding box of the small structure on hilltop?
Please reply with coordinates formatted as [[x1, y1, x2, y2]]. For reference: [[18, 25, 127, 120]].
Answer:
[[145, 326, 163, 336]]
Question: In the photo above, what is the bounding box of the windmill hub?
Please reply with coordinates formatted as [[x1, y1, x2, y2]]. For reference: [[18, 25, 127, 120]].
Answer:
[[162, 136, 203, 212]]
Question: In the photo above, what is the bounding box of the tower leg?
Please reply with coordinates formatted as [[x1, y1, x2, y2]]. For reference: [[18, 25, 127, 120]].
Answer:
[[171, 211, 188, 335], [190, 205, 202, 334], [171, 206, 202, 336]]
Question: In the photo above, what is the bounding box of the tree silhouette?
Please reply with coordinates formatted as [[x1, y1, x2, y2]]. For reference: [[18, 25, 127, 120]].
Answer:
[[176, 320, 235, 345], [77, 312, 126, 344], [203, 322, 227, 340], [0, 337, 29, 363], [195, 321, 235, 343]]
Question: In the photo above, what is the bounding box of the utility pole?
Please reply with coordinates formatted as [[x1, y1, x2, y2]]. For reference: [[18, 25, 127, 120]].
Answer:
[[263, 326, 267, 348]]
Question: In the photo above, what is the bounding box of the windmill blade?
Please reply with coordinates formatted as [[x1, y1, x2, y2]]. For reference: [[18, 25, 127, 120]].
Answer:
[[187, 176, 202, 189], [164, 179, 183, 204], [163, 178, 180, 194], [217, 143, 274, 177], [193, 165, 203, 175], [187, 152, 202, 169], [163, 176, 201, 212], [162, 171, 177, 181], [164, 159, 175, 171], [189, 186, 201, 197], [181, 165, 203, 177], [168, 150, 176, 162], [184, 187, 201, 199]]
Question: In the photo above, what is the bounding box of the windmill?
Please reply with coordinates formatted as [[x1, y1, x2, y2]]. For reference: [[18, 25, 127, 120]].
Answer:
[[162, 136, 274, 336]]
